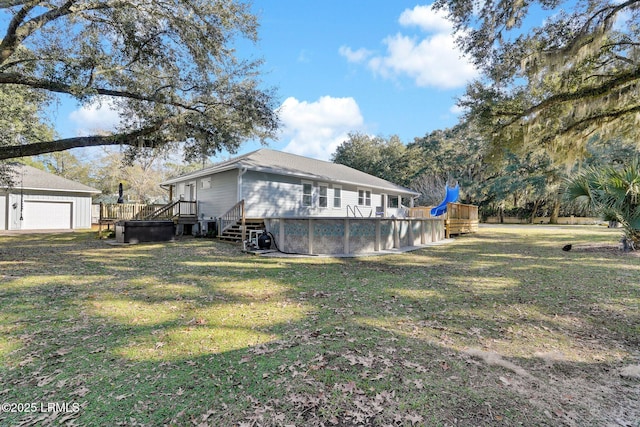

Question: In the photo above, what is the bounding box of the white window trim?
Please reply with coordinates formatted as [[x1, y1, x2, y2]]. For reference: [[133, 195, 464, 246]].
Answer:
[[301, 180, 313, 208], [332, 185, 342, 209], [318, 183, 329, 209], [387, 194, 400, 208], [357, 188, 372, 207]]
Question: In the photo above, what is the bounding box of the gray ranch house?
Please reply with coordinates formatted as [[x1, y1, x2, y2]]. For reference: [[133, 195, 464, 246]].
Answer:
[[161, 148, 421, 240]]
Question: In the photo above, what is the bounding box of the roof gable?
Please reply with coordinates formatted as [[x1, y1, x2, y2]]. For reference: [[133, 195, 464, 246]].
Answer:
[[163, 148, 419, 196], [4, 164, 101, 194]]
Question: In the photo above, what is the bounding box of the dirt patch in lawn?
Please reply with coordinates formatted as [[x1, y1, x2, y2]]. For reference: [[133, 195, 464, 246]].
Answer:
[[571, 243, 640, 256], [464, 348, 640, 427]]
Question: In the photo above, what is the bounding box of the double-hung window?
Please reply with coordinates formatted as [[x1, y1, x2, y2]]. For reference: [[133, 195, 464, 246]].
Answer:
[[358, 189, 371, 206], [318, 184, 328, 208], [302, 182, 313, 207], [333, 186, 342, 208]]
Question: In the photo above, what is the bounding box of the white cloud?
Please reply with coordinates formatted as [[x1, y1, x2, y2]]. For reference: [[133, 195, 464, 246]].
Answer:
[[398, 4, 453, 33], [342, 4, 478, 89], [278, 96, 365, 160], [369, 32, 476, 89], [68, 97, 121, 136], [338, 46, 373, 63], [449, 103, 467, 115]]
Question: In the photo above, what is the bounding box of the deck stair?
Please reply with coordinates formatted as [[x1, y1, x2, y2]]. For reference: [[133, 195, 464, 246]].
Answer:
[[218, 218, 266, 242], [144, 200, 198, 224]]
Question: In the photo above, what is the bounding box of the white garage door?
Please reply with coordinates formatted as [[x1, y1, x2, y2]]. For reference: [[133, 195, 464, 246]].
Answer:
[[22, 201, 72, 229]]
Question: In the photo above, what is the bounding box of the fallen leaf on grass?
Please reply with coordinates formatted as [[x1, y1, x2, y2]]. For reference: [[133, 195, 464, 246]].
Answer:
[[335, 381, 358, 395], [36, 375, 56, 387], [54, 348, 70, 357], [71, 386, 90, 397], [19, 356, 35, 367], [405, 413, 424, 425]]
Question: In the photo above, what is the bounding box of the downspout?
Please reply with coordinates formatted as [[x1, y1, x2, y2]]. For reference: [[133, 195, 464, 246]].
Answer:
[[237, 167, 248, 202], [238, 167, 248, 242]]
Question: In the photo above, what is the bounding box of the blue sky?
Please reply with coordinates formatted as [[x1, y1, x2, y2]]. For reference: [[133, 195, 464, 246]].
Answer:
[[51, 1, 480, 161]]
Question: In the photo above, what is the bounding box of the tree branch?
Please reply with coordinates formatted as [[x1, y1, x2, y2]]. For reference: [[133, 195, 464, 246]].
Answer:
[[1, 0, 121, 64], [0, 0, 38, 63], [0, 0, 31, 6], [499, 65, 640, 127], [544, 104, 640, 143], [0, 71, 205, 112], [0, 123, 166, 160]]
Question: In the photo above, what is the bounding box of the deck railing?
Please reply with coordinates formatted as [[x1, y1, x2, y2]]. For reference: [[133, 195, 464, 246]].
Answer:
[[447, 203, 478, 221], [145, 200, 197, 219], [408, 203, 478, 220], [99, 203, 164, 222], [99, 201, 197, 222], [218, 199, 245, 237], [409, 203, 478, 237]]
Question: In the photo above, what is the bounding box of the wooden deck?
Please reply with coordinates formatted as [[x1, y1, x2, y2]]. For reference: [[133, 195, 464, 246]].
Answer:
[[409, 203, 478, 238], [98, 201, 198, 230]]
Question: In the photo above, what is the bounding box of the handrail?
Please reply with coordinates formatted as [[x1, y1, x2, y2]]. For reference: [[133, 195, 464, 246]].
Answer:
[[346, 205, 366, 218], [144, 200, 198, 220], [218, 200, 245, 237], [145, 200, 180, 219]]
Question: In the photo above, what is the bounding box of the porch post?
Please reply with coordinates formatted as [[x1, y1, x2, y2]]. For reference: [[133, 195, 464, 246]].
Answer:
[[241, 200, 246, 242]]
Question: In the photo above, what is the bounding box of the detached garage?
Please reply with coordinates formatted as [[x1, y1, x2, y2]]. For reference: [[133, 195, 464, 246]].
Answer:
[[1, 164, 100, 231]]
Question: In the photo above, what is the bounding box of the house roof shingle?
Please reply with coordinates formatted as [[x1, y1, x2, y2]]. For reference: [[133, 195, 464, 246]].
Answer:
[[162, 148, 419, 196], [4, 164, 101, 194]]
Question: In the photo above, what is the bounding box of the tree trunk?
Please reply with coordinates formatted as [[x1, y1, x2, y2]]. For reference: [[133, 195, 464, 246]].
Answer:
[[549, 199, 560, 224], [530, 200, 540, 224]]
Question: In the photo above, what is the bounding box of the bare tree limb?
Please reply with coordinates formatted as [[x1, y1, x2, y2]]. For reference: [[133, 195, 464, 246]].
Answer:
[[0, 123, 167, 160]]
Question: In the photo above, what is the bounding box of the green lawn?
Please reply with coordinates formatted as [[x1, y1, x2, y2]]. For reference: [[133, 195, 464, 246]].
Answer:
[[0, 226, 638, 426]]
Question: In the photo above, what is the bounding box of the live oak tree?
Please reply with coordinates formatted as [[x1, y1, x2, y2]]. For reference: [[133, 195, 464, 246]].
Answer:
[[435, 0, 640, 164], [0, 83, 54, 184], [0, 0, 279, 161]]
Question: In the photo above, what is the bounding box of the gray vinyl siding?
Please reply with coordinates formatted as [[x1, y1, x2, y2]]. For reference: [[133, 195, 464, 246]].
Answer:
[[241, 171, 395, 218], [242, 171, 306, 218], [194, 169, 238, 219], [3, 191, 93, 230], [170, 168, 408, 220], [0, 194, 6, 230]]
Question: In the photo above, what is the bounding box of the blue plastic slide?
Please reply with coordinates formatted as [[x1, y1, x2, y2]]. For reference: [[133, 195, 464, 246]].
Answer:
[[430, 184, 460, 217]]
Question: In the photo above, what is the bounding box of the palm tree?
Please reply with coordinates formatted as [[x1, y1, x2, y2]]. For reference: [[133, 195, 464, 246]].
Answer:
[[566, 158, 640, 249]]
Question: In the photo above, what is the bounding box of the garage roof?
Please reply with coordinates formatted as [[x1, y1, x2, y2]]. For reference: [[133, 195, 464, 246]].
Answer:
[[4, 164, 101, 194]]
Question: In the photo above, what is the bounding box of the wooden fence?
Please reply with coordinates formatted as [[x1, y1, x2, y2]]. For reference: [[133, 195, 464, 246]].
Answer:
[[409, 203, 478, 238]]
